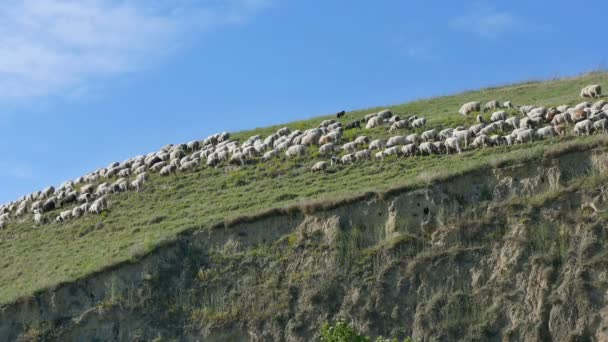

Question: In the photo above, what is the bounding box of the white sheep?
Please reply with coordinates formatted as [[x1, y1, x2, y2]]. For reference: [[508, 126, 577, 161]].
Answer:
[[369, 139, 387, 150], [483, 100, 501, 112], [386, 136, 408, 147], [285, 145, 307, 158], [574, 119, 593, 136], [365, 116, 386, 129], [418, 142, 437, 155], [389, 120, 410, 132], [401, 143, 417, 157], [411, 117, 427, 129], [421, 129, 438, 142], [490, 110, 507, 122], [459, 102, 481, 115], [355, 149, 371, 161], [342, 142, 358, 153], [311, 161, 328, 172], [444, 137, 461, 154], [581, 84, 602, 98], [593, 118, 608, 133]]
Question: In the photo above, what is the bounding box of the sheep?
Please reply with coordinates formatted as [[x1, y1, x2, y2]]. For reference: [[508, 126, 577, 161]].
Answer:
[[535, 126, 556, 140], [487, 135, 504, 146], [150, 161, 167, 172], [459, 102, 481, 115], [57, 209, 72, 222], [581, 84, 602, 98], [594, 119, 608, 133], [72, 206, 84, 219], [365, 116, 385, 129], [369, 139, 387, 150], [401, 143, 417, 157], [439, 128, 454, 140], [261, 149, 280, 161], [503, 135, 514, 146], [336, 110, 346, 119], [276, 127, 291, 136], [382, 146, 401, 158], [34, 212, 43, 225], [301, 132, 321, 146], [468, 123, 485, 135], [89, 196, 108, 215], [345, 120, 362, 130], [377, 109, 393, 119], [503, 101, 515, 109], [406, 133, 421, 146], [341, 154, 357, 164], [180, 159, 199, 172], [387, 136, 408, 147], [572, 109, 588, 122], [42, 198, 56, 213], [338, 142, 355, 154], [421, 129, 438, 142], [389, 120, 410, 132], [483, 100, 501, 112], [117, 169, 130, 178], [311, 161, 328, 173], [160, 165, 177, 176], [476, 115, 484, 124], [574, 119, 593, 136], [551, 113, 571, 125], [131, 177, 145, 192], [388, 115, 401, 124], [363, 113, 377, 122], [418, 142, 437, 155], [0, 220, 6, 230], [355, 149, 371, 162], [514, 129, 535, 144], [591, 100, 607, 111], [411, 117, 427, 129], [444, 137, 461, 154], [285, 145, 307, 158], [374, 151, 384, 160], [354, 136, 369, 146], [574, 102, 591, 111], [490, 110, 507, 122], [319, 143, 336, 156], [471, 135, 488, 149], [452, 129, 472, 148]]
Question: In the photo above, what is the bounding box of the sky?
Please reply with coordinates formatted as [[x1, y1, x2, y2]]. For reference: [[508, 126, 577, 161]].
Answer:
[[1, 0, 607, 203]]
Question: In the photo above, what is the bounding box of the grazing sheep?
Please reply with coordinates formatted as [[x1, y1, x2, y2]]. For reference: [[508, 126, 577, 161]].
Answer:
[[444, 137, 462, 154], [229, 152, 246, 167], [341, 154, 357, 164], [553, 125, 567, 137], [503, 135, 514, 146], [535, 126, 556, 139], [311, 161, 328, 172], [551, 113, 571, 125], [515, 129, 535, 144], [421, 129, 438, 142], [345, 120, 362, 130], [468, 123, 485, 135], [342, 142, 358, 153], [387, 136, 408, 147], [471, 135, 488, 149], [574, 102, 591, 111], [476, 115, 484, 124], [581, 84, 602, 98], [336, 110, 346, 119], [117, 169, 130, 178], [519, 105, 535, 115], [319, 143, 337, 156], [503, 101, 515, 109], [389, 120, 410, 132], [369, 139, 387, 150], [459, 102, 481, 115], [286, 145, 307, 158], [490, 110, 507, 122], [301, 132, 321, 146], [354, 136, 369, 146], [34, 212, 43, 225], [160, 165, 177, 176], [42, 198, 56, 213], [355, 149, 371, 162], [418, 142, 437, 155], [572, 109, 588, 122], [366, 116, 386, 129], [57, 209, 72, 222], [401, 143, 417, 157], [72, 206, 84, 219], [594, 119, 608, 133], [401, 134, 417, 147], [411, 117, 427, 129], [364, 113, 377, 122], [452, 129, 472, 148], [262, 149, 280, 161], [574, 119, 593, 136], [375, 151, 384, 160], [388, 116, 401, 124], [382, 146, 402, 158], [484, 100, 501, 112], [131, 177, 145, 192], [377, 109, 393, 119], [439, 128, 454, 140], [505, 116, 520, 129], [180, 159, 199, 172], [89, 196, 108, 215]]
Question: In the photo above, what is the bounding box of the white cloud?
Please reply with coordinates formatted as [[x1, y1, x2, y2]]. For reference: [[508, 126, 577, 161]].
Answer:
[[0, 0, 269, 102], [449, 2, 518, 38]]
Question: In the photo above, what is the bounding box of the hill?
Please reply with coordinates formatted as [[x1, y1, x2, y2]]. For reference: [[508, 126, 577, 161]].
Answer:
[[1, 72, 608, 340]]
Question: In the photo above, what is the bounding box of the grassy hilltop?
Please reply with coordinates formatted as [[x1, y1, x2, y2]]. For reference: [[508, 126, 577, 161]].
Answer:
[[1, 71, 607, 304]]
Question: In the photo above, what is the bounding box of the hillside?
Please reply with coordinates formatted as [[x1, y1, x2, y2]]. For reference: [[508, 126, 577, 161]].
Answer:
[[1, 72, 608, 340]]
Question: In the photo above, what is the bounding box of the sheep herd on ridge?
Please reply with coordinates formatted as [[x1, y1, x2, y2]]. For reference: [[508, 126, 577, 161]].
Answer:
[[0, 84, 604, 229]]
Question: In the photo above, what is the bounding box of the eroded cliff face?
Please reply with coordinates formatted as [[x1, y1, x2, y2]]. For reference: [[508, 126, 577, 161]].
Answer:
[[3, 148, 608, 341]]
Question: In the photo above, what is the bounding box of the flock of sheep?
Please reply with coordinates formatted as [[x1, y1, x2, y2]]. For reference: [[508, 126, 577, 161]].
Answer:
[[0, 84, 603, 229]]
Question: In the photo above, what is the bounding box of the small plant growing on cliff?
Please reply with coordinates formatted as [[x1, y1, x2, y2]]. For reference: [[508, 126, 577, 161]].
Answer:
[[321, 320, 370, 342]]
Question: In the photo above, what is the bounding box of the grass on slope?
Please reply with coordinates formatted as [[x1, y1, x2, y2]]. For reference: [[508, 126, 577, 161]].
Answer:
[[1, 72, 607, 305]]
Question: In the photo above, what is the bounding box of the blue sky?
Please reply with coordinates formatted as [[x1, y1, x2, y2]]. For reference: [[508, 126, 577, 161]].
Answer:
[[1, 0, 607, 203]]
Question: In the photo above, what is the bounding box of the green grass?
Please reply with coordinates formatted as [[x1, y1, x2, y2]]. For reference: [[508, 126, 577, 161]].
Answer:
[[1, 71, 607, 305]]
